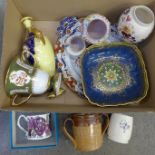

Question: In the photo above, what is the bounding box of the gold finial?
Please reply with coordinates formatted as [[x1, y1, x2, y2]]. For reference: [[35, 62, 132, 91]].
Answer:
[[21, 17, 33, 32]]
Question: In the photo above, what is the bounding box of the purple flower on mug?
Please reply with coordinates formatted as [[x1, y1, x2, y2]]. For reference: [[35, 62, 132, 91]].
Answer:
[[28, 117, 51, 137], [120, 120, 130, 133]]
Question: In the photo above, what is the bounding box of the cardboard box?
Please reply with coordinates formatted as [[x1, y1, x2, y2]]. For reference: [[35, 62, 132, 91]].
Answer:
[[10, 112, 59, 149], [0, 0, 155, 112]]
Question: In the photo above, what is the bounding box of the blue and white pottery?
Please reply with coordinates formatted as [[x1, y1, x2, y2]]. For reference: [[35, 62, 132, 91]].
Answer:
[[54, 42, 83, 96], [106, 24, 122, 43], [57, 16, 82, 45]]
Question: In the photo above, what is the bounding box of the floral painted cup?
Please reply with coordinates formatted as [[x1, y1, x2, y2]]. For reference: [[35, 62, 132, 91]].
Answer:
[[82, 14, 110, 44], [118, 5, 155, 43], [17, 113, 51, 140], [5, 57, 50, 106], [65, 33, 86, 56]]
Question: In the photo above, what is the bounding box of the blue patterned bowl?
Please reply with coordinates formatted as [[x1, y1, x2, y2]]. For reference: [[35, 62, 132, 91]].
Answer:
[[81, 42, 149, 106]]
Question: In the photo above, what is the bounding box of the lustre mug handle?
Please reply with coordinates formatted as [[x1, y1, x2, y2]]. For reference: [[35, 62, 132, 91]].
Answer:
[[63, 118, 77, 148], [17, 115, 28, 135], [102, 114, 110, 136], [12, 94, 32, 106]]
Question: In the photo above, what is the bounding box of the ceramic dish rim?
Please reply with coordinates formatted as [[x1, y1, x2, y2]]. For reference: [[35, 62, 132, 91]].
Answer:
[[81, 42, 149, 107]]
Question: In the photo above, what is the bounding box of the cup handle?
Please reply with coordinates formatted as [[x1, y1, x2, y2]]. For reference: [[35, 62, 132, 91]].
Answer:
[[17, 115, 28, 134], [12, 94, 32, 106], [102, 114, 110, 136], [63, 118, 77, 148]]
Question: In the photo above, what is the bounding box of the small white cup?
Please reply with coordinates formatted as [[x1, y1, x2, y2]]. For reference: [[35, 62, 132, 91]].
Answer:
[[107, 113, 133, 144], [65, 34, 86, 57]]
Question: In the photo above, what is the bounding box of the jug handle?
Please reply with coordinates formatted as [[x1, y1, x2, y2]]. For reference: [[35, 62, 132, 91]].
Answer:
[[102, 114, 110, 136], [63, 118, 77, 148], [12, 94, 32, 106]]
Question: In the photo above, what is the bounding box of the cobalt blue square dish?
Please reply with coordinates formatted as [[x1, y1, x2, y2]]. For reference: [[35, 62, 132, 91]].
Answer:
[[81, 42, 149, 106]]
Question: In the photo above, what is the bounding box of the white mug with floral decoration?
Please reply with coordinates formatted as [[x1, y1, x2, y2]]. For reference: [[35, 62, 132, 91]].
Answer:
[[5, 57, 50, 106], [107, 113, 133, 144], [118, 5, 155, 43], [17, 113, 51, 140]]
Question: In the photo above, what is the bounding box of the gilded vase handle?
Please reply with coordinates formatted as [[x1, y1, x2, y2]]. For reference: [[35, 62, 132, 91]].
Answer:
[[21, 50, 35, 65], [12, 94, 32, 106], [32, 28, 45, 45], [63, 118, 77, 148], [102, 114, 110, 136]]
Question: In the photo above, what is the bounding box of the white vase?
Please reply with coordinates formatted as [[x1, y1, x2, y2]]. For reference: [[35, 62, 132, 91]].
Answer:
[[82, 14, 110, 44], [118, 5, 155, 43]]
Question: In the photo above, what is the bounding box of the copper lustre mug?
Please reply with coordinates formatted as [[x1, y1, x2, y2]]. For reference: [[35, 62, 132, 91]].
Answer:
[[63, 113, 109, 152]]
